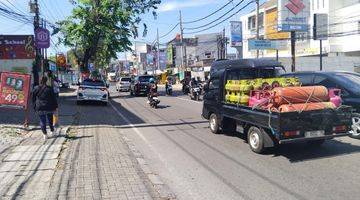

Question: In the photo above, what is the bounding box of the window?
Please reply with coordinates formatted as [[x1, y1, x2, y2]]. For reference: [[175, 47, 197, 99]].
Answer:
[[259, 13, 264, 28], [313, 75, 337, 88], [209, 78, 219, 90], [248, 16, 256, 30], [295, 74, 314, 85]]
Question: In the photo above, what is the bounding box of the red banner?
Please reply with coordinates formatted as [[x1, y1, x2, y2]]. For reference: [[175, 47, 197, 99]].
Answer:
[[0, 72, 31, 109], [0, 35, 35, 60]]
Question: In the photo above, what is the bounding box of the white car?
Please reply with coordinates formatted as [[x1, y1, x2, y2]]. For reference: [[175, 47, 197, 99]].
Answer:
[[77, 79, 109, 105], [116, 77, 131, 92]]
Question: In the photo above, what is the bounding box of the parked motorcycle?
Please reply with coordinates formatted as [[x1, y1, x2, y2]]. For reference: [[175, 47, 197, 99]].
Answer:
[[166, 84, 173, 95], [189, 85, 201, 101]]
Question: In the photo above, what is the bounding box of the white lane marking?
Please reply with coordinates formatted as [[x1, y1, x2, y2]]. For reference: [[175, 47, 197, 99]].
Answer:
[[109, 101, 167, 163], [176, 97, 203, 104]]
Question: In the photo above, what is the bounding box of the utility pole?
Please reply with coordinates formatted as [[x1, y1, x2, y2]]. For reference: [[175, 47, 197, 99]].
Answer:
[[156, 28, 160, 74], [223, 28, 226, 59], [179, 10, 186, 70], [291, 31, 296, 72], [255, 0, 260, 58], [33, 0, 41, 86]]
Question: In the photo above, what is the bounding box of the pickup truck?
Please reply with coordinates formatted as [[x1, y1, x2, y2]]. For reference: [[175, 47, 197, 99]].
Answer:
[[202, 59, 353, 153]]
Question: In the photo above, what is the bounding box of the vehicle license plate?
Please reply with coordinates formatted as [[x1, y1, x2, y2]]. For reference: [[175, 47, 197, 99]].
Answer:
[[305, 130, 325, 138]]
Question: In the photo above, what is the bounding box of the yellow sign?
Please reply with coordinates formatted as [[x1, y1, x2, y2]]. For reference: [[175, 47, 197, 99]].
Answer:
[[265, 8, 290, 40]]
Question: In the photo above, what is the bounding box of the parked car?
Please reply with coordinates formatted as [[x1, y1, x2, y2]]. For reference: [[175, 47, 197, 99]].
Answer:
[[77, 78, 109, 105], [130, 75, 155, 96], [280, 71, 360, 139], [202, 59, 353, 153], [116, 77, 131, 92]]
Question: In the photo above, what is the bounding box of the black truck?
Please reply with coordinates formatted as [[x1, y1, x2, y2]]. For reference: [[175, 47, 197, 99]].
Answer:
[[202, 59, 353, 153]]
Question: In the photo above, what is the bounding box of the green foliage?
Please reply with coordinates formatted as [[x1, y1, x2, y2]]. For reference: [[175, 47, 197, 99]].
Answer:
[[55, 0, 160, 71]]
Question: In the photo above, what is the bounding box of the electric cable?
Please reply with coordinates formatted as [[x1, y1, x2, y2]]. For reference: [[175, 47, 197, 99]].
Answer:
[[184, 1, 255, 35], [184, 0, 246, 30], [183, 0, 235, 24]]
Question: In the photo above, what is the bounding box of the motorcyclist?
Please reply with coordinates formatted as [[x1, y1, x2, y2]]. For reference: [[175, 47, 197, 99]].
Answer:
[[148, 78, 157, 100]]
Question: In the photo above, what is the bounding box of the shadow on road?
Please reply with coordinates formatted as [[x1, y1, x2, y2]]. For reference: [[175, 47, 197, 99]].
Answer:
[[269, 139, 360, 162]]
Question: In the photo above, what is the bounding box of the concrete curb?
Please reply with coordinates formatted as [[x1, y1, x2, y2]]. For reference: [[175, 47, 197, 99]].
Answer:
[[122, 136, 176, 200]]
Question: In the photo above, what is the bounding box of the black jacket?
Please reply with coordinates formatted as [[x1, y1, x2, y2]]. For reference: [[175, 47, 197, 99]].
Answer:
[[32, 85, 58, 111]]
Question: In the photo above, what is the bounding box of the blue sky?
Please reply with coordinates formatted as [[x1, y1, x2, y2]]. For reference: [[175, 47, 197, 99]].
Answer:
[[0, 0, 260, 58]]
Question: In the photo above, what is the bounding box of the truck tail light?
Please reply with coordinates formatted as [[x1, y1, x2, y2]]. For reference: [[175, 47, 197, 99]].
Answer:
[[332, 125, 347, 132], [284, 130, 300, 137]]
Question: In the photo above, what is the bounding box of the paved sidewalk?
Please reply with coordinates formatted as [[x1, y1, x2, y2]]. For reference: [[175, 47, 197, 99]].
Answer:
[[47, 125, 155, 200], [0, 129, 67, 199]]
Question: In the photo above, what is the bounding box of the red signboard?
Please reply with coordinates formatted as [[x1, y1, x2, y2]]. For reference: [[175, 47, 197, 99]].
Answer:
[[0, 35, 35, 60], [0, 72, 31, 109]]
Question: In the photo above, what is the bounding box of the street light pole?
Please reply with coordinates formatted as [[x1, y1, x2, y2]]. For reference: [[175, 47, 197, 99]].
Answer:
[[256, 0, 260, 58], [157, 28, 160, 74], [179, 10, 185, 70]]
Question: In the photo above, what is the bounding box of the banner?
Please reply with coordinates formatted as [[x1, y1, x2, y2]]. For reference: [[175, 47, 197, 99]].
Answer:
[[230, 21, 242, 47], [166, 44, 173, 65], [159, 52, 167, 70], [0, 72, 31, 109], [0, 35, 35, 60]]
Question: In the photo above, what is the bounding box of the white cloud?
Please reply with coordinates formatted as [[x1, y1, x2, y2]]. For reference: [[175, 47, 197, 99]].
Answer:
[[158, 0, 218, 12]]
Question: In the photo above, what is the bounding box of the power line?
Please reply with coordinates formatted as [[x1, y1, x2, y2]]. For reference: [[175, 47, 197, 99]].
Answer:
[[159, 23, 179, 39], [183, 0, 235, 24], [184, 1, 255, 35], [5, 0, 27, 16], [184, 0, 246, 30], [39, 0, 58, 23]]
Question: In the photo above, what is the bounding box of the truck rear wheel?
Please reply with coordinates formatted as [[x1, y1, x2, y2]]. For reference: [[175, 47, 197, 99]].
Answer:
[[248, 126, 265, 154], [209, 113, 220, 134]]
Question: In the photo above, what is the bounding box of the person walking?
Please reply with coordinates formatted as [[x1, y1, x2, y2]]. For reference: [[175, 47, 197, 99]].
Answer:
[[32, 76, 58, 140]]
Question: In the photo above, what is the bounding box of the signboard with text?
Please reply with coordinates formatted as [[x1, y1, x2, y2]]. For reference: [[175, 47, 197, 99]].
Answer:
[[248, 40, 288, 50], [230, 21, 242, 47], [278, 0, 310, 32], [0, 35, 35, 60], [313, 13, 328, 40], [0, 72, 31, 109], [35, 28, 50, 48]]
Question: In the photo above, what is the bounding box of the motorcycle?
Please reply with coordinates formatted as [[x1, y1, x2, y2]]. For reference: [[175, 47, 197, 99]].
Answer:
[[182, 83, 190, 94], [148, 94, 160, 108], [166, 84, 173, 95], [189, 85, 201, 101]]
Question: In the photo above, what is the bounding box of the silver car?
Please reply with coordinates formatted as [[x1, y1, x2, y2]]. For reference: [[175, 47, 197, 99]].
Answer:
[[116, 77, 131, 92], [77, 79, 109, 105]]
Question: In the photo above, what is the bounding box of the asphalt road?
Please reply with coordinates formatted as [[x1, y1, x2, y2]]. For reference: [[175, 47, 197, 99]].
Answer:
[[81, 85, 360, 200]]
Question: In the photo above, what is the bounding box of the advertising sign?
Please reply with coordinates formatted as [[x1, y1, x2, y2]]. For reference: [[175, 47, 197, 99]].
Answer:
[[265, 8, 290, 39], [0, 72, 31, 109], [248, 40, 288, 50], [313, 13, 328, 40], [159, 52, 167, 70], [146, 53, 154, 66], [35, 28, 50, 48], [166, 44, 173, 65], [278, 0, 310, 32], [0, 35, 35, 59], [230, 21, 242, 47]]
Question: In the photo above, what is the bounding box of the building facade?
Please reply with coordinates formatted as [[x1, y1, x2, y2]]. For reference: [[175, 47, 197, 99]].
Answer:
[[239, 0, 360, 71]]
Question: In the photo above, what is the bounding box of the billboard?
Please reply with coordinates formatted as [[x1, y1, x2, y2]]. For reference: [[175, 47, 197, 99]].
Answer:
[[265, 8, 290, 39], [0, 35, 35, 60], [230, 21, 242, 47], [146, 53, 154, 66], [0, 72, 31, 109], [313, 13, 328, 40], [278, 0, 310, 32]]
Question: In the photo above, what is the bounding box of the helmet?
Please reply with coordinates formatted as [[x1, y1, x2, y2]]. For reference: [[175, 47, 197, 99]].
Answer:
[[149, 78, 155, 83]]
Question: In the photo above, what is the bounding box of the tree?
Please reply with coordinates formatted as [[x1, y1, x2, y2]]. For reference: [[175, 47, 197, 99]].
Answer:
[[54, 0, 160, 72]]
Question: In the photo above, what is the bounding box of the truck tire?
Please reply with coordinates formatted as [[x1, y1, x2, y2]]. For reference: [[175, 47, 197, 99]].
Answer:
[[307, 139, 325, 146], [209, 113, 220, 134], [350, 113, 360, 139], [247, 126, 265, 154]]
